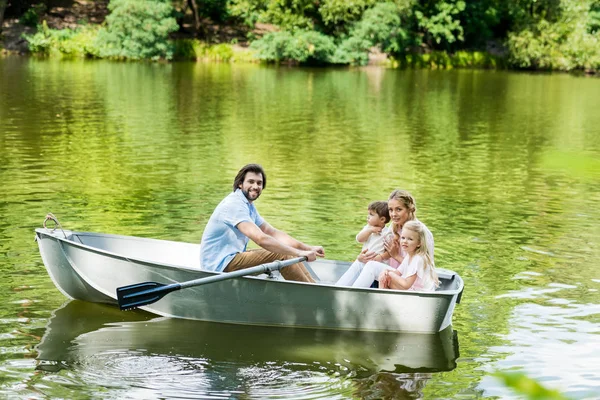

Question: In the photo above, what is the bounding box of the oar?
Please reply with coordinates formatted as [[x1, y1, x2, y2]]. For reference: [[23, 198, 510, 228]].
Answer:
[[116, 256, 307, 311]]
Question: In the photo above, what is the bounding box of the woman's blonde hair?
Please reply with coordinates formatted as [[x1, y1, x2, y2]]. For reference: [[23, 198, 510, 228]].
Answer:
[[402, 220, 439, 287], [388, 189, 417, 239]]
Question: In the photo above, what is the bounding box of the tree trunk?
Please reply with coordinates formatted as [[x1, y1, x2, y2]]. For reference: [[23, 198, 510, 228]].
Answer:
[[0, 0, 7, 35], [187, 0, 201, 33]]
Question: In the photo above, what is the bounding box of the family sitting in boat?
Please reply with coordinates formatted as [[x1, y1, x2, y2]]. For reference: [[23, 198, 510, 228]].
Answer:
[[336, 190, 439, 291], [200, 163, 438, 291]]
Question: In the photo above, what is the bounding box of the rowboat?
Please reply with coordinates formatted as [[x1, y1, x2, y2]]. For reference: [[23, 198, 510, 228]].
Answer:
[[35, 220, 464, 333], [37, 300, 459, 374]]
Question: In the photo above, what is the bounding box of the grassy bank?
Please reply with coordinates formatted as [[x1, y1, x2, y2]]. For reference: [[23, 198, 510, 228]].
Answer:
[[21, 22, 505, 70]]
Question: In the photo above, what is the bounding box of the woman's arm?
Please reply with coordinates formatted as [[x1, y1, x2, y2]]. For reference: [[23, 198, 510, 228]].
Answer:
[[372, 251, 390, 263]]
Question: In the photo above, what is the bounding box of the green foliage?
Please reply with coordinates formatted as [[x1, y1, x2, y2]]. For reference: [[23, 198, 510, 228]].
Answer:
[[19, 3, 46, 27], [318, 0, 376, 33], [459, 0, 503, 48], [415, 0, 466, 49], [507, 0, 563, 28], [194, 42, 234, 60], [197, 0, 230, 22], [95, 0, 179, 60], [17, 0, 600, 71], [227, 0, 265, 27], [24, 21, 101, 58], [173, 39, 257, 61], [394, 50, 502, 68], [259, 0, 318, 31], [172, 38, 197, 60], [494, 372, 569, 400], [507, 1, 600, 71], [590, 2, 600, 33], [250, 29, 336, 64], [334, 2, 412, 65]]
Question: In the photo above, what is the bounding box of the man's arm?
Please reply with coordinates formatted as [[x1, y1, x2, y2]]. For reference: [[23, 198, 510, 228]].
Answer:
[[259, 221, 325, 257], [237, 221, 320, 261]]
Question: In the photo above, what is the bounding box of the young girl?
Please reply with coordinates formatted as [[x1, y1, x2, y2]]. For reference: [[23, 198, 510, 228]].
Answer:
[[378, 220, 439, 291]]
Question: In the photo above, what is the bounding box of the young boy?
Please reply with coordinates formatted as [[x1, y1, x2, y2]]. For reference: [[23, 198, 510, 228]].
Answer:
[[336, 201, 391, 286]]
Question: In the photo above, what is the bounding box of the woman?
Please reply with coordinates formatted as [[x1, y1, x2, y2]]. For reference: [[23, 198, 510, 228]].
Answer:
[[349, 189, 434, 288]]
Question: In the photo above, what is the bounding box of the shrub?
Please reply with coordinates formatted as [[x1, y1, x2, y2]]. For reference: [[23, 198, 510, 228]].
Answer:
[[95, 0, 179, 60], [395, 50, 503, 69], [25, 21, 101, 58], [19, 4, 47, 27], [506, 1, 600, 71], [250, 29, 336, 64], [333, 2, 412, 65], [172, 39, 257, 62]]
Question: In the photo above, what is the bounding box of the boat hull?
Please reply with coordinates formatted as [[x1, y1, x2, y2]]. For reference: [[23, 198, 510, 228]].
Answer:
[[35, 228, 464, 333]]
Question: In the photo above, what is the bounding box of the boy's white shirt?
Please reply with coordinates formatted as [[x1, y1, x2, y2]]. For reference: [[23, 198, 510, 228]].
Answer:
[[356, 224, 390, 255]]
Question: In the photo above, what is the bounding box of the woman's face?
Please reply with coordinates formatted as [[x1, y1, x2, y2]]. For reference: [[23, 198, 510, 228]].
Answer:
[[388, 199, 411, 227]]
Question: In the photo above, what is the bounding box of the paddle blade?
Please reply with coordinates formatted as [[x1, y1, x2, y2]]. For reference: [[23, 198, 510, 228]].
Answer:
[[117, 281, 179, 311]]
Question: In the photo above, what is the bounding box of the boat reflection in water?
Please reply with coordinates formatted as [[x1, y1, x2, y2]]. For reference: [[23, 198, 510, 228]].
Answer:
[[36, 301, 460, 398]]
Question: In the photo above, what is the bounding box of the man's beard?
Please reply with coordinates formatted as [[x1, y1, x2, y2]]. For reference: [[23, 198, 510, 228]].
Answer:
[[242, 189, 261, 201]]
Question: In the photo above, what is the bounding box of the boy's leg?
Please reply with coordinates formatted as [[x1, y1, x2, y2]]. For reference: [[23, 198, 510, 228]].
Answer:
[[225, 249, 315, 283], [335, 260, 364, 286], [352, 261, 388, 288]]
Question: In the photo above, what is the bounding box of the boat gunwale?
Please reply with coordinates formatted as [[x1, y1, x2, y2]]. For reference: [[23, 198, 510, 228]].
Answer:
[[35, 228, 464, 298]]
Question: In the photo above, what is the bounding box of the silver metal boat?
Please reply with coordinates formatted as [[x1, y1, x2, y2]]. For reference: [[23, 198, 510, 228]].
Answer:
[[35, 226, 464, 333]]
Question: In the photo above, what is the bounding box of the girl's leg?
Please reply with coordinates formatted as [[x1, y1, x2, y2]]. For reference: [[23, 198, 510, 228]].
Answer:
[[352, 261, 389, 288], [335, 260, 364, 286]]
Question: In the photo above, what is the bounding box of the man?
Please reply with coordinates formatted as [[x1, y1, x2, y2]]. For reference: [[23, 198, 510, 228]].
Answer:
[[200, 164, 325, 282]]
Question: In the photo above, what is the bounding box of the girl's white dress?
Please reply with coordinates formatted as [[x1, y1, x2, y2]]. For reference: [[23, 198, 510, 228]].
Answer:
[[396, 254, 437, 291]]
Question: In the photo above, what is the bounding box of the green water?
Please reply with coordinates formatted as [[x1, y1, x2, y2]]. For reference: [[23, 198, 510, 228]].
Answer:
[[1, 57, 599, 399]]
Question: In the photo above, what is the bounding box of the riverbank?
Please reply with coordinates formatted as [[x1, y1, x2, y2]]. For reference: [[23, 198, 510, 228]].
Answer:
[[1, 0, 597, 73], [1, 18, 506, 69]]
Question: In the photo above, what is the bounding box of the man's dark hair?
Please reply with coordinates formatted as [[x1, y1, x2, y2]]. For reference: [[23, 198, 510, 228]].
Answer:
[[233, 164, 267, 192], [368, 201, 391, 223]]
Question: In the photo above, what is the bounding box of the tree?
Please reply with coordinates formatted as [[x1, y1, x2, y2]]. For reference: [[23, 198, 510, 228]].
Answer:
[[96, 0, 179, 60], [0, 0, 7, 35]]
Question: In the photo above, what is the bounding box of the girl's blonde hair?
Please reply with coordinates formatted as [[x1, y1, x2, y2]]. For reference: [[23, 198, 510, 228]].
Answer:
[[388, 189, 417, 239], [402, 220, 439, 287]]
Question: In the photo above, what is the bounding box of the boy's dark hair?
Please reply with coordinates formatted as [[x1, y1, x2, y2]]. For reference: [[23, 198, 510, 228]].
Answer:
[[233, 164, 267, 191], [368, 201, 390, 223]]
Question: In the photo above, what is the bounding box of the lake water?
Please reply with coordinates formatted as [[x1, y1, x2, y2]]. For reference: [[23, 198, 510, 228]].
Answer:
[[1, 57, 599, 399]]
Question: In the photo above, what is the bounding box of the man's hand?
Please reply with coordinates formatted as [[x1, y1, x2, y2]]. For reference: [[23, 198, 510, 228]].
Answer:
[[357, 248, 376, 263], [310, 245, 325, 257], [299, 249, 318, 262]]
